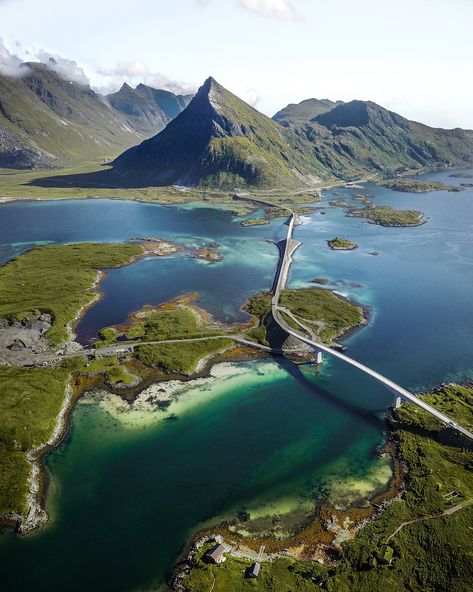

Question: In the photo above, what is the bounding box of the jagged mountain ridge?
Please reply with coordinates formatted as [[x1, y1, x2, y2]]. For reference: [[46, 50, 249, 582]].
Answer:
[[111, 77, 328, 188], [0, 63, 190, 168], [107, 83, 192, 135]]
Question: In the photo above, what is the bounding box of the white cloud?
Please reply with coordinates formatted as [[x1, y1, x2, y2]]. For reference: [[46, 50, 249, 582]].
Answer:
[[238, 0, 295, 19], [0, 36, 29, 77], [197, 0, 296, 20], [33, 49, 90, 85], [95, 60, 196, 95], [0, 37, 90, 84]]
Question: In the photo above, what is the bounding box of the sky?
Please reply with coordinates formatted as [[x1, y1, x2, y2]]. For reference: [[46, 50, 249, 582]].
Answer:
[[0, 0, 472, 129]]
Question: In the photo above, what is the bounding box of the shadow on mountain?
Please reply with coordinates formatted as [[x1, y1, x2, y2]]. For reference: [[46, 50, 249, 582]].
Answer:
[[27, 165, 156, 189]]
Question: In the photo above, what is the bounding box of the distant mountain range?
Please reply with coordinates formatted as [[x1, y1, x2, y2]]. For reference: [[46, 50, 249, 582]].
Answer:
[[2, 66, 473, 187], [0, 63, 190, 168], [107, 82, 192, 135], [112, 78, 473, 187]]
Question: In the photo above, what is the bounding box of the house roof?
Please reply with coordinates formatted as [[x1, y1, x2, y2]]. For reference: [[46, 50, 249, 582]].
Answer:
[[206, 544, 226, 561]]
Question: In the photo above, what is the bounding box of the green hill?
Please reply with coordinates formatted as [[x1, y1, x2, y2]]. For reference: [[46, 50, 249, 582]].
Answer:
[[0, 63, 189, 169], [111, 77, 329, 188], [273, 98, 343, 127], [300, 99, 473, 178]]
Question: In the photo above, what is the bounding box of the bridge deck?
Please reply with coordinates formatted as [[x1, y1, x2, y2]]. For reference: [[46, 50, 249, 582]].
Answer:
[[270, 209, 473, 441]]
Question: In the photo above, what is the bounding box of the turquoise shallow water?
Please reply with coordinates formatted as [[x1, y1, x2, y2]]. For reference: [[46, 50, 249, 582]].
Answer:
[[1, 168, 473, 591]]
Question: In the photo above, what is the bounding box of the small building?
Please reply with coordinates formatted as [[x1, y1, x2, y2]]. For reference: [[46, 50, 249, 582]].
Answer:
[[247, 562, 261, 578], [204, 544, 226, 565]]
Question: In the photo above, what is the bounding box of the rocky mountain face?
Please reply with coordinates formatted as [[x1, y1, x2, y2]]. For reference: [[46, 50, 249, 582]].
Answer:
[[0, 63, 189, 169], [110, 77, 328, 188], [273, 98, 343, 127], [107, 83, 192, 135], [2, 65, 472, 183], [294, 99, 473, 178]]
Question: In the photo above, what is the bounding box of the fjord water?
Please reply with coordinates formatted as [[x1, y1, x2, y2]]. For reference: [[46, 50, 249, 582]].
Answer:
[[1, 169, 473, 591]]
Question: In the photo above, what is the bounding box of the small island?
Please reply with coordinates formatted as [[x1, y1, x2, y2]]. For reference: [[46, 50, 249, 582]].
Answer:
[[241, 206, 314, 227], [327, 237, 358, 250], [379, 179, 462, 193], [133, 237, 181, 256], [192, 246, 223, 263], [349, 205, 426, 227], [240, 217, 270, 227], [244, 287, 366, 347]]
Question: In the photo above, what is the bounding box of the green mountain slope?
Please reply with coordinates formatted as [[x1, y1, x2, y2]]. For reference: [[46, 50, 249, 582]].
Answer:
[[111, 77, 329, 188], [273, 98, 343, 127], [299, 99, 473, 177], [107, 83, 192, 135], [0, 64, 190, 169]]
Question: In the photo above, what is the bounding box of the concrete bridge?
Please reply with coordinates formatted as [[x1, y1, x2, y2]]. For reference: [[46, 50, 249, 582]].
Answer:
[[270, 209, 473, 441]]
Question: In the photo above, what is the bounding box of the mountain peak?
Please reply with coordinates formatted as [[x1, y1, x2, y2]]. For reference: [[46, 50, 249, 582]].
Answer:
[[273, 98, 344, 126], [119, 82, 133, 92], [111, 77, 327, 188], [314, 99, 409, 130]]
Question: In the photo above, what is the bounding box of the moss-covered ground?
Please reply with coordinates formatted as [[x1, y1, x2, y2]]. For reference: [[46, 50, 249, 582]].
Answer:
[[134, 339, 234, 375], [327, 237, 358, 250], [184, 547, 326, 592], [380, 179, 461, 193], [183, 385, 473, 592], [0, 242, 142, 345], [244, 288, 364, 345], [0, 365, 71, 516], [351, 205, 425, 227]]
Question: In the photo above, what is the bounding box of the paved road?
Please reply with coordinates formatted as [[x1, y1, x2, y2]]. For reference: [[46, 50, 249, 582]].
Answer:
[[91, 334, 281, 356], [265, 205, 473, 441]]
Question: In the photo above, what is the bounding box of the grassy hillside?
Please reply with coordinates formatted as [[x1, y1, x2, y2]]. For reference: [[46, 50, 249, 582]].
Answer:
[[299, 100, 473, 179], [0, 64, 190, 169], [273, 98, 343, 127], [0, 242, 142, 344], [111, 77, 330, 189], [0, 365, 71, 516]]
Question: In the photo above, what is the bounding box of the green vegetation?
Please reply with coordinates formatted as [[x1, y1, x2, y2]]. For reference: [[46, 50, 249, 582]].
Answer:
[[0, 164, 327, 204], [306, 100, 473, 180], [134, 338, 233, 374], [0, 365, 70, 515], [184, 546, 326, 591], [111, 77, 330, 189], [380, 178, 462, 193], [0, 243, 142, 345], [65, 356, 136, 386], [183, 385, 473, 591], [350, 205, 425, 227], [245, 289, 364, 345], [241, 206, 315, 227], [279, 289, 364, 342], [241, 218, 270, 227], [327, 237, 358, 250], [0, 63, 148, 169], [97, 304, 219, 347]]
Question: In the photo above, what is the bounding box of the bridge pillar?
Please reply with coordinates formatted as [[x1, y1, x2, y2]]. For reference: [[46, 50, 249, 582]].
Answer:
[[314, 350, 323, 365], [393, 396, 402, 409]]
